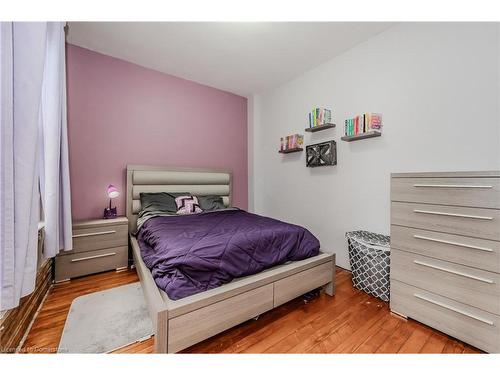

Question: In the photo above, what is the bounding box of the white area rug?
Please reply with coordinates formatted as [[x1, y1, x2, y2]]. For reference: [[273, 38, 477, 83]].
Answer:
[[58, 282, 153, 353]]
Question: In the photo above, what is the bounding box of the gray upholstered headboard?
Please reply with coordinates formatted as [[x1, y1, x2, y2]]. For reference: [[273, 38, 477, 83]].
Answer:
[[126, 165, 232, 233]]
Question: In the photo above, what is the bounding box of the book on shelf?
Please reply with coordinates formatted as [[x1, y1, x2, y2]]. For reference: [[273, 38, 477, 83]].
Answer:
[[344, 113, 382, 136], [370, 113, 382, 130], [308, 108, 332, 128], [280, 133, 304, 151]]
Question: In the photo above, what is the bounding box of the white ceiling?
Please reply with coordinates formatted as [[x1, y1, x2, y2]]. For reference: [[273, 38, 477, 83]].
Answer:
[[67, 22, 394, 96]]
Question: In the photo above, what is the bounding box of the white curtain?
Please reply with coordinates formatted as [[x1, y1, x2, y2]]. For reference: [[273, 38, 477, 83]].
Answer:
[[0, 22, 72, 311], [38, 23, 73, 258]]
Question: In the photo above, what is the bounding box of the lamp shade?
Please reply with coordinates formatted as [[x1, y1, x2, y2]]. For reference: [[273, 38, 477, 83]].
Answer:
[[107, 184, 120, 199]]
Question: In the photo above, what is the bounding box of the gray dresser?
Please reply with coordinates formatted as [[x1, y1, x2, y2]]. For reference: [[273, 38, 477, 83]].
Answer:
[[55, 217, 129, 282], [390, 171, 500, 353]]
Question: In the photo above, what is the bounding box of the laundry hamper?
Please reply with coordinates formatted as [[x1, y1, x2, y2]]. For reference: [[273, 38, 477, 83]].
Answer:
[[346, 230, 390, 302]]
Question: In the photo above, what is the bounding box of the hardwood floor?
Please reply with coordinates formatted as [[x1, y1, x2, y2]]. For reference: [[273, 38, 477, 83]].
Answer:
[[22, 267, 482, 354]]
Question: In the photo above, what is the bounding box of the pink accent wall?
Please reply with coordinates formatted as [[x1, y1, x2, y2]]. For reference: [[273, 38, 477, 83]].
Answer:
[[66, 44, 248, 220]]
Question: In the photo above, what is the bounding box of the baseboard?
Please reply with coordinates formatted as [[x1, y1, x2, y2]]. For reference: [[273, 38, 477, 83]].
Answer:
[[335, 265, 352, 273], [390, 311, 408, 321]]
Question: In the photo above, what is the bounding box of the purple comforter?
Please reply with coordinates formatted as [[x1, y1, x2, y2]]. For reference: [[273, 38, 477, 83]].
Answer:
[[137, 209, 320, 300]]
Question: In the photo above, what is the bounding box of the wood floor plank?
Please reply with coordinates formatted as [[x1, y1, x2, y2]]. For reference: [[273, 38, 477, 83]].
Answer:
[[354, 315, 403, 353], [22, 267, 483, 354], [375, 319, 417, 353], [331, 308, 389, 353], [442, 339, 466, 354], [398, 324, 434, 353], [462, 345, 482, 354], [419, 332, 449, 354], [290, 295, 375, 353]]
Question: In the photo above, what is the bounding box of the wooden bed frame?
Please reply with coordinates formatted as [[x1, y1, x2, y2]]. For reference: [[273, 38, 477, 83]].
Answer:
[[127, 165, 336, 353]]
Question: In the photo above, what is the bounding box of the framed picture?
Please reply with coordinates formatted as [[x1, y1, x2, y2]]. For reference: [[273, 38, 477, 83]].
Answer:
[[306, 140, 337, 167]]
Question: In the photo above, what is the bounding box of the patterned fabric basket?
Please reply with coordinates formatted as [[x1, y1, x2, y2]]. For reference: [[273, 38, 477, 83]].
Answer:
[[346, 230, 390, 302]]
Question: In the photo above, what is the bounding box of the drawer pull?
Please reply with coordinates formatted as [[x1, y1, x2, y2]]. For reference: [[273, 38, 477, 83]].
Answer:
[[413, 184, 493, 189], [413, 235, 493, 253], [72, 230, 116, 238], [71, 252, 117, 262], [413, 293, 494, 326], [413, 209, 493, 221], [413, 260, 494, 284]]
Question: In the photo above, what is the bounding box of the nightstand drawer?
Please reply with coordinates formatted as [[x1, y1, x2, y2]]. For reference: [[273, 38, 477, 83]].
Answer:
[[72, 224, 128, 253], [391, 177, 500, 209], [55, 246, 128, 282]]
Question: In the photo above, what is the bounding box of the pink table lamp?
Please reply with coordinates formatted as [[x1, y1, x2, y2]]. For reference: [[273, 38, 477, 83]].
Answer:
[[103, 184, 119, 219]]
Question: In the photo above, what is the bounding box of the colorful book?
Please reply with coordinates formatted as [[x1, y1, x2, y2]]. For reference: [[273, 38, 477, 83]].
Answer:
[[281, 134, 304, 151], [344, 113, 383, 136], [370, 113, 382, 130]]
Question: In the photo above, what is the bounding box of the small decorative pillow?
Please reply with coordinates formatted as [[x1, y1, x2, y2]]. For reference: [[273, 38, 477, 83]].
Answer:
[[175, 195, 203, 215]]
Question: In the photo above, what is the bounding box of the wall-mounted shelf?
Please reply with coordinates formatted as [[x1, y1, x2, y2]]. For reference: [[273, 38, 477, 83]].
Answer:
[[305, 123, 336, 133], [279, 147, 303, 154], [341, 131, 381, 142]]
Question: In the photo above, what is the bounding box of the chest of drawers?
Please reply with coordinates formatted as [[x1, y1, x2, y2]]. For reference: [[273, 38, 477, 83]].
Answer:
[[390, 171, 500, 353]]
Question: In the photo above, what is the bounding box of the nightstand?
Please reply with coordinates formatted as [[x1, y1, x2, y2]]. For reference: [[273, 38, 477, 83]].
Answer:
[[55, 217, 129, 282]]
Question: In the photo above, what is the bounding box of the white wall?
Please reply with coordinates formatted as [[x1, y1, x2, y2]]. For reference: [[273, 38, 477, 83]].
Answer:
[[251, 23, 500, 269]]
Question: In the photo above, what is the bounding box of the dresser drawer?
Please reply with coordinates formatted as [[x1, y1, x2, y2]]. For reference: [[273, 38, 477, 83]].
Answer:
[[391, 248, 500, 314], [168, 284, 273, 353], [55, 246, 128, 282], [391, 280, 499, 353], [273, 262, 333, 307], [391, 202, 500, 241], [391, 225, 500, 273], [391, 177, 500, 209], [71, 224, 128, 253]]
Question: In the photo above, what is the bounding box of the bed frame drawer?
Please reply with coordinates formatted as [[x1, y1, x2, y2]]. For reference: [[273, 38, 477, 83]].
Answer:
[[391, 225, 500, 273], [391, 248, 500, 314], [273, 262, 333, 307], [391, 280, 500, 353], [168, 284, 274, 353], [391, 201, 500, 241], [391, 177, 500, 209], [71, 224, 128, 253], [55, 246, 128, 282]]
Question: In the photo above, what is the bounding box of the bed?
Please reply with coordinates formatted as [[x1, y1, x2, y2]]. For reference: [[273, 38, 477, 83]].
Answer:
[[127, 165, 336, 353]]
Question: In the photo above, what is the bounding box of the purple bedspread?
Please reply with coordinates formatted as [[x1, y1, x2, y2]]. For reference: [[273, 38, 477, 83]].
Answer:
[[137, 209, 320, 300]]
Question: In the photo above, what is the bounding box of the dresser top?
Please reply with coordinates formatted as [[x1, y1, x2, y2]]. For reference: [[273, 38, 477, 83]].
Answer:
[[391, 171, 500, 178], [73, 216, 128, 229]]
